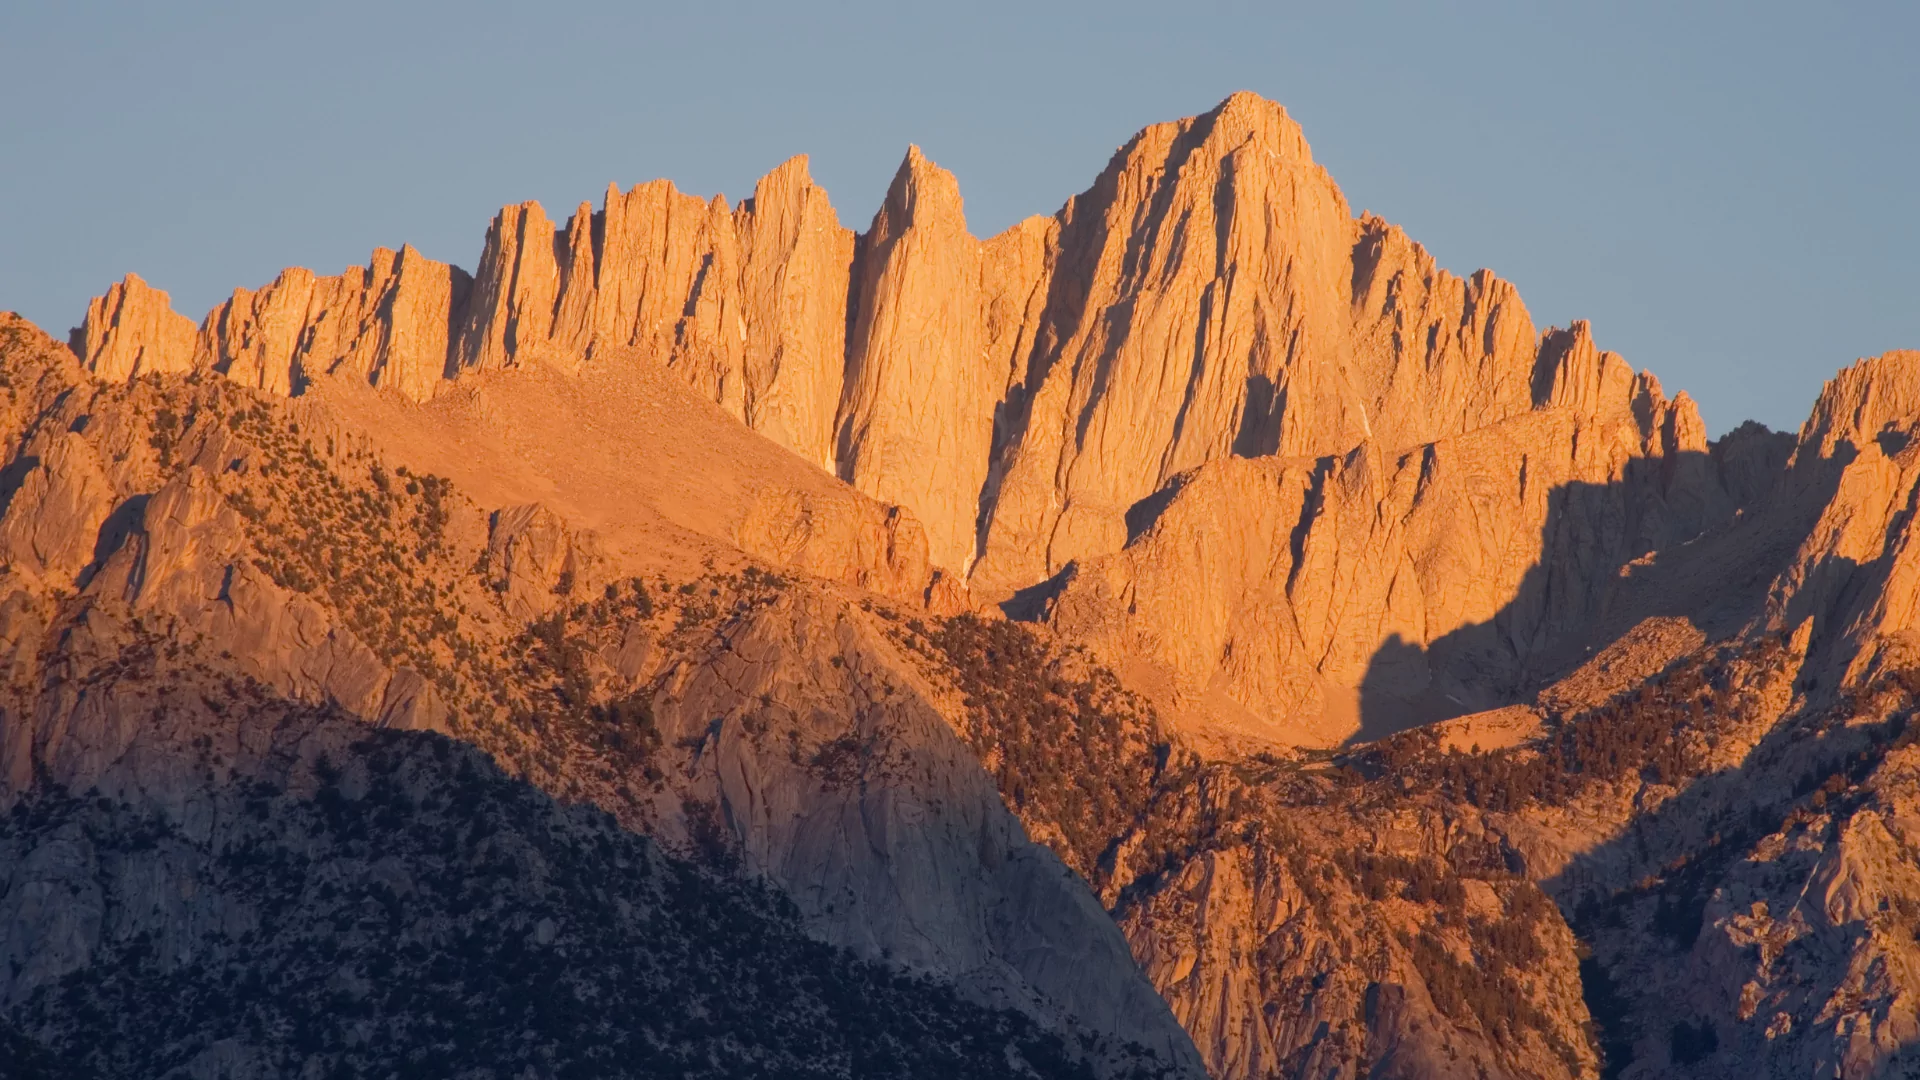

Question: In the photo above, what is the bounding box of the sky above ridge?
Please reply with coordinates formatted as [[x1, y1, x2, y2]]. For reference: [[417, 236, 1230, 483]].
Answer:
[[2, 1, 1914, 436]]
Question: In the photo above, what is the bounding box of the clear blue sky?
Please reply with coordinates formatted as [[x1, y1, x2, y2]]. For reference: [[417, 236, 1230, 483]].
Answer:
[[3, 1, 1914, 435]]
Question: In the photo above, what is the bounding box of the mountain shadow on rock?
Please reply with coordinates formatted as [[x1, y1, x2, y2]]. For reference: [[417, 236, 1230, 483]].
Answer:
[[1352, 428, 1825, 747], [0, 709, 1159, 1080]]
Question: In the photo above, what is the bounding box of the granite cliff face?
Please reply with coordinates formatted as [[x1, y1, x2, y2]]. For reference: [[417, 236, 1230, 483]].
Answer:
[[19, 90, 1920, 1080], [1044, 323, 1722, 747], [71, 93, 1724, 747]]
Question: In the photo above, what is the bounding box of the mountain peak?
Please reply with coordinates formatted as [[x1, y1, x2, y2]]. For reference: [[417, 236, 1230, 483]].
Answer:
[[1798, 348, 1920, 458], [1206, 89, 1312, 160], [748, 154, 818, 206], [878, 143, 968, 235], [72, 271, 196, 383]]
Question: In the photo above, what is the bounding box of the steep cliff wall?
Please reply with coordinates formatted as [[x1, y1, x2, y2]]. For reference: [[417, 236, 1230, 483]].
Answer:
[[69, 95, 1693, 595]]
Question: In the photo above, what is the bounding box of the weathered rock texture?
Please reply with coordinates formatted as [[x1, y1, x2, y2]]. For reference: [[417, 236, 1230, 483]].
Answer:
[[71, 273, 197, 382], [0, 312, 1204, 1080], [62, 96, 1689, 584], [836, 146, 998, 571], [1044, 331, 1723, 746], [1767, 351, 1920, 686], [69, 94, 1750, 745], [920, 612, 1604, 1080], [0, 657, 1169, 1079]]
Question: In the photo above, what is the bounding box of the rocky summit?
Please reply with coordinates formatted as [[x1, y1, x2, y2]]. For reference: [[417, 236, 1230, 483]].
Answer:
[[4, 91, 1919, 1079]]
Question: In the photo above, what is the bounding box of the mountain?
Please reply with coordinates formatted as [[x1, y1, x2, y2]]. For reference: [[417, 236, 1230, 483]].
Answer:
[[66, 92, 1726, 753], [7, 91, 1920, 1078]]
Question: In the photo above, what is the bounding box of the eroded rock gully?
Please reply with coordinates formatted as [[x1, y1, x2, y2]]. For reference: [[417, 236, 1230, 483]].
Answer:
[[7, 90, 1920, 1079]]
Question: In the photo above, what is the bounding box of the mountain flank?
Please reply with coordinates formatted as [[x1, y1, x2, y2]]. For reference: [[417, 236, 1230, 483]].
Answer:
[[4, 91, 1920, 1079]]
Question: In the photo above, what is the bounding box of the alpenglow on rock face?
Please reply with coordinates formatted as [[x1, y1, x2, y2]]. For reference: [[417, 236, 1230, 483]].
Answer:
[[23, 87, 1920, 1080], [72, 91, 1727, 747]]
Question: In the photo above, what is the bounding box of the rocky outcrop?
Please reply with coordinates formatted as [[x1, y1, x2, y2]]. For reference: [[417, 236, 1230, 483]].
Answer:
[[1481, 618, 1920, 1080], [1043, 377, 1720, 746], [0, 316, 1206, 1078], [654, 590, 1203, 1071], [1117, 803, 1596, 1080], [735, 158, 859, 471], [0, 671, 1168, 1079], [974, 95, 1416, 594], [188, 245, 474, 401], [732, 486, 930, 600], [71, 274, 197, 383], [0, 431, 115, 585], [835, 148, 997, 571], [1796, 350, 1920, 461], [483, 502, 605, 620], [457, 201, 566, 377], [1752, 352, 1920, 687]]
